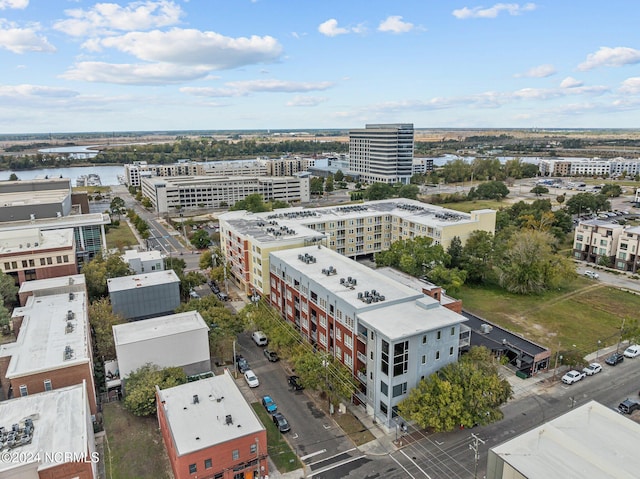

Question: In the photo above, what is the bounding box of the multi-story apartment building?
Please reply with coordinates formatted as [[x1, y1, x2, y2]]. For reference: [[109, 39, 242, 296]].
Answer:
[[412, 158, 435, 175], [124, 160, 204, 187], [17, 273, 86, 306], [141, 175, 310, 214], [573, 219, 624, 265], [269, 245, 467, 427], [156, 371, 268, 479], [614, 225, 640, 272], [219, 199, 496, 296], [0, 382, 98, 479], [349, 123, 414, 185], [570, 159, 611, 177], [539, 157, 640, 178], [0, 284, 97, 414], [264, 156, 311, 176], [610, 157, 640, 177], [0, 228, 77, 286]]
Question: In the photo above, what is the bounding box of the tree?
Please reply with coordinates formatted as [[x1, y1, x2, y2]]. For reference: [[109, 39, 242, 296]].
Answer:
[[0, 303, 11, 334], [0, 271, 18, 306], [8, 173, 18, 181], [441, 158, 472, 183], [310, 177, 324, 195], [601, 184, 622, 197], [399, 346, 511, 432], [470, 181, 510, 200], [334, 170, 344, 182], [325, 175, 334, 193], [88, 298, 126, 360], [530, 185, 549, 196], [556, 194, 565, 204], [495, 230, 575, 294], [446, 236, 463, 269], [123, 364, 187, 416], [109, 197, 125, 220], [364, 183, 394, 200], [397, 184, 419, 199], [141, 197, 152, 209], [565, 192, 610, 215], [461, 231, 495, 284], [427, 265, 467, 295], [199, 250, 213, 270], [82, 253, 133, 300], [230, 193, 270, 212], [375, 237, 449, 277], [190, 229, 211, 249]]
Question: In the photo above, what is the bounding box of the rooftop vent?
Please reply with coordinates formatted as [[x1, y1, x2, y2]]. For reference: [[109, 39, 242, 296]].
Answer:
[[67, 310, 74, 321], [65, 321, 74, 334], [225, 414, 233, 425], [63, 345, 74, 361], [193, 395, 199, 404], [69, 292, 74, 301]]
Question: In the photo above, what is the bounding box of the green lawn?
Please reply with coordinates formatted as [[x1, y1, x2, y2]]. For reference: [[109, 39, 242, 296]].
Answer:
[[432, 199, 510, 213], [102, 402, 172, 479], [106, 221, 139, 250], [251, 403, 302, 473], [456, 278, 639, 354]]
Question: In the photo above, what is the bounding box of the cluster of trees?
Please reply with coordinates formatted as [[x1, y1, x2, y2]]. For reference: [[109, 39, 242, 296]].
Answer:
[[424, 157, 540, 184], [126, 209, 150, 239], [123, 364, 187, 416], [0, 272, 18, 334], [398, 346, 512, 432], [229, 193, 290, 213]]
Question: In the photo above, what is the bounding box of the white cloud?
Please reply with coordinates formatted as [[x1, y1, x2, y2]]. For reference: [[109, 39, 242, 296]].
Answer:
[[378, 16, 413, 34], [453, 3, 536, 19], [53, 0, 183, 37], [0, 0, 29, 9], [286, 96, 328, 107], [0, 20, 56, 53], [318, 18, 349, 37], [619, 77, 640, 95], [181, 79, 334, 98], [85, 28, 282, 71], [514, 64, 556, 78], [61, 62, 212, 85], [0, 84, 77, 99], [560, 77, 583, 88], [578, 46, 640, 71]]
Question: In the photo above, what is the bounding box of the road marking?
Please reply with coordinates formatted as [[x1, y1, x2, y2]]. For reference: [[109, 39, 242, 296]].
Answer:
[[390, 454, 416, 479], [307, 448, 357, 467], [323, 424, 331, 429], [300, 449, 327, 461], [400, 449, 432, 479], [435, 440, 444, 445], [308, 455, 364, 478], [291, 433, 299, 439]]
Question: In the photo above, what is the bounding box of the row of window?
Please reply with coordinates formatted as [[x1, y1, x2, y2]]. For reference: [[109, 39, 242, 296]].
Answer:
[[188, 443, 258, 475], [422, 328, 456, 344], [18, 379, 52, 397], [3, 255, 70, 271]]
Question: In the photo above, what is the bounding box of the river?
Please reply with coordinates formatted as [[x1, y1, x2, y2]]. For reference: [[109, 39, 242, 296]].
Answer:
[[0, 165, 124, 186]]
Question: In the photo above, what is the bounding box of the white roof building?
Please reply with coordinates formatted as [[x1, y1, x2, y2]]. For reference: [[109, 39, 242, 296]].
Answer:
[[122, 249, 165, 274]]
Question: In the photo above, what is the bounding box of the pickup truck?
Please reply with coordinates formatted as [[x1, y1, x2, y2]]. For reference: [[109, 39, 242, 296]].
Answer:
[[618, 399, 640, 414]]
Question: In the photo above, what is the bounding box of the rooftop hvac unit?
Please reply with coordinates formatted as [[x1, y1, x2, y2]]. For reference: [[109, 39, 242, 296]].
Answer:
[[357, 292, 363, 299], [69, 292, 74, 301], [193, 395, 199, 404], [225, 415, 233, 425], [379, 295, 385, 301], [67, 310, 74, 320], [340, 278, 345, 284], [480, 324, 493, 334]]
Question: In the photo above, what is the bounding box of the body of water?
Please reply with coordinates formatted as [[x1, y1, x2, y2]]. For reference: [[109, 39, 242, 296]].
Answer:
[[0, 165, 124, 186]]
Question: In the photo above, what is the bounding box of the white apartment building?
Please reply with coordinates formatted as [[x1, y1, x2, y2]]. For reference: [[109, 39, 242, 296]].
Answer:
[[122, 249, 165, 274], [219, 199, 496, 296], [124, 161, 203, 187], [349, 124, 414, 185], [614, 225, 640, 273], [269, 245, 467, 427], [141, 175, 310, 214], [570, 159, 611, 177]]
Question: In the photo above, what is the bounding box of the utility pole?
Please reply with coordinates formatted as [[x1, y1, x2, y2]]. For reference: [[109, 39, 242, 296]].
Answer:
[[469, 433, 486, 479]]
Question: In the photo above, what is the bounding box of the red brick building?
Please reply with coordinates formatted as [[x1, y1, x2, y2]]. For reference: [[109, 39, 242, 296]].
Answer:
[[0, 286, 97, 415], [157, 370, 268, 479]]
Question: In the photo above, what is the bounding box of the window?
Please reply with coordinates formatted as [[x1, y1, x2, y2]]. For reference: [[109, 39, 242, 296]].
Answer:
[[189, 464, 197, 474], [3, 262, 9, 270], [436, 351, 440, 360], [250, 443, 257, 454], [232, 449, 239, 460], [422, 335, 426, 344], [380, 401, 388, 415], [22, 260, 28, 268], [44, 379, 52, 391], [204, 459, 212, 469], [421, 355, 426, 365], [344, 353, 353, 367], [28, 259, 35, 267], [393, 341, 409, 377], [56, 256, 63, 264], [19, 385, 28, 396], [436, 330, 441, 340], [381, 381, 388, 396], [40, 258, 46, 266], [449, 346, 454, 356], [11, 261, 17, 269], [451, 327, 455, 336], [381, 340, 389, 375], [344, 335, 353, 350], [336, 329, 342, 341], [46, 257, 52, 265], [392, 383, 407, 398]]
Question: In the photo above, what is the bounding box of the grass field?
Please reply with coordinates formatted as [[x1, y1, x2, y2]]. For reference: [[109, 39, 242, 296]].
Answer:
[[431, 199, 510, 213], [456, 277, 640, 355], [102, 402, 172, 479], [106, 221, 139, 250], [251, 403, 301, 473]]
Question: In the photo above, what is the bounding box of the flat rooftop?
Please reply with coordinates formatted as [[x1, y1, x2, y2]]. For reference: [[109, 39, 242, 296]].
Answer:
[[220, 210, 324, 244], [0, 228, 74, 255], [0, 188, 70, 208], [18, 274, 86, 295], [143, 175, 300, 186], [107, 270, 180, 293], [158, 371, 264, 456], [359, 297, 467, 340], [3, 291, 89, 378], [0, 383, 89, 473], [271, 245, 423, 310], [0, 212, 110, 231], [491, 400, 640, 479], [113, 310, 208, 346], [122, 249, 165, 262]]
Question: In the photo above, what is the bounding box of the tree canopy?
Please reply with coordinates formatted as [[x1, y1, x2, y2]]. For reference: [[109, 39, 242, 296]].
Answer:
[[123, 364, 187, 416], [469, 181, 510, 200], [564, 192, 610, 215], [88, 298, 126, 360], [82, 253, 133, 300], [230, 193, 270, 212], [398, 346, 512, 432], [375, 237, 449, 277], [190, 229, 212, 249]]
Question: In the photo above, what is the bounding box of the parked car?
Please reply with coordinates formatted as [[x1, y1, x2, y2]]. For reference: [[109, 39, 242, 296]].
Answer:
[[605, 352, 625, 366], [584, 270, 599, 279], [561, 370, 586, 385], [244, 370, 259, 388], [623, 344, 640, 358], [252, 331, 268, 346], [189, 289, 200, 299], [263, 349, 279, 362], [217, 292, 229, 301], [237, 356, 250, 373], [261, 395, 278, 414], [618, 399, 640, 414], [582, 363, 602, 376], [288, 375, 304, 391], [272, 412, 291, 433]]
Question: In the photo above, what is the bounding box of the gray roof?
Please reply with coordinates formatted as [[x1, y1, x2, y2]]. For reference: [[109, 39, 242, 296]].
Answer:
[[157, 371, 265, 456], [491, 400, 640, 479], [107, 270, 180, 292], [113, 310, 208, 345]]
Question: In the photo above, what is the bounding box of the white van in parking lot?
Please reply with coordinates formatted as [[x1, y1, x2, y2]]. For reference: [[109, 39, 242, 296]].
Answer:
[[623, 344, 640, 358], [252, 331, 268, 346]]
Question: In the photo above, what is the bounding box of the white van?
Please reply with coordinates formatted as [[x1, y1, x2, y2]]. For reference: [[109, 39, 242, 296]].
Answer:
[[252, 331, 268, 346]]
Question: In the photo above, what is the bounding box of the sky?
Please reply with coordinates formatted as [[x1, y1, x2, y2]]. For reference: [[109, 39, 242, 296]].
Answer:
[[1, 0, 640, 133]]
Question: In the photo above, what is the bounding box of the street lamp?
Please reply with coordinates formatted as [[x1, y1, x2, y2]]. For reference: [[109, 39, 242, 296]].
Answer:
[[596, 340, 602, 360]]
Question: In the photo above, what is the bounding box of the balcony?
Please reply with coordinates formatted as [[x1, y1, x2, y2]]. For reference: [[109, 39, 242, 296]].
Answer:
[[357, 331, 367, 343], [357, 351, 367, 364], [357, 370, 367, 384]]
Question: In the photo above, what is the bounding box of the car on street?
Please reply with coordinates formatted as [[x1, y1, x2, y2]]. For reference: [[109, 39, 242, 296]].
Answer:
[[244, 370, 259, 388], [288, 375, 304, 391], [261, 395, 278, 414], [272, 412, 291, 433], [605, 352, 625, 366], [217, 292, 229, 301], [189, 289, 200, 299], [617, 399, 640, 414], [561, 370, 586, 385], [584, 270, 599, 279], [263, 349, 279, 362], [623, 344, 640, 358], [236, 355, 250, 373], [252, 331, 268, 346], [582, 363, 602, 376]]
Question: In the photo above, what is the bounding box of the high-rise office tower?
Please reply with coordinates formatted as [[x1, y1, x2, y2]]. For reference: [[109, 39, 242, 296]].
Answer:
[[349, 123, 414, 184]]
